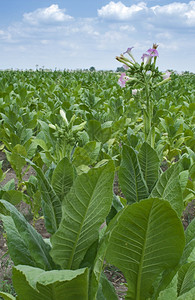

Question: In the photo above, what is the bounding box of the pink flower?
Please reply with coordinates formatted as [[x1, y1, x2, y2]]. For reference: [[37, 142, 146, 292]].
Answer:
[[123, 47, 136, 62], [147, 48, 159, 57], [162, 70, 171, 80], [141, 53, 152, 66], [118, 73, 130, 88], [123, 47, 134, 55]]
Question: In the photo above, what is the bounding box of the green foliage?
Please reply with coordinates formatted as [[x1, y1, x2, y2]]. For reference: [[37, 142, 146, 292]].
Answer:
[[50, 160, 115, 269], [105, 198, 185, 299], [0, 200, 55, 270], [1, 265, 89, 300], [0, 69, 194, 299], [119, 145, 149, 203]]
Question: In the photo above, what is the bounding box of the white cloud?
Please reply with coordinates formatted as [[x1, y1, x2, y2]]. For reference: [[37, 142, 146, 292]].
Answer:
[[151, 2, 188, 15], [98, 1, 195, 27], [151, 1, 195, 26], [23, 4, 73, 25], [0, 2, 194, 72], [185, 1, 195, 25], [98, 1, 147, 20]]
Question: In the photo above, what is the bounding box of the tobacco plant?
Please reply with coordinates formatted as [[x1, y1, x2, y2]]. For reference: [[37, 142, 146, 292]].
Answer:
[[0, 142, 194, 299]]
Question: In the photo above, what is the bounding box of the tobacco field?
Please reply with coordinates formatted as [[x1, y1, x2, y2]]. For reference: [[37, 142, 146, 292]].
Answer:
[[0, 66, 195, 299]]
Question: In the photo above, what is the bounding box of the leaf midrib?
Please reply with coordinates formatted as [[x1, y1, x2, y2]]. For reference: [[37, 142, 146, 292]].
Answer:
[[67, 170, 104, 269], [136, 201, 153, 300]]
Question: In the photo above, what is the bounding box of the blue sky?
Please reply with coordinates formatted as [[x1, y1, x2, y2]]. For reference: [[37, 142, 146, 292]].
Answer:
[[0, 0, 194, 72]]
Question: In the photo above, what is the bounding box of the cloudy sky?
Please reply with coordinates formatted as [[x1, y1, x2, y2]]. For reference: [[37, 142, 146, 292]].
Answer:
[[0, 0, 194, 72]]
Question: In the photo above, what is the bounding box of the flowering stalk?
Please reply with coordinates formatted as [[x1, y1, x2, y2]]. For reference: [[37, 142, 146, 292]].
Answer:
[[116, 44, 171, 147]]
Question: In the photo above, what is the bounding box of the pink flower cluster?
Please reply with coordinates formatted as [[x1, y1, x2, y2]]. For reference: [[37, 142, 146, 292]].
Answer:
[[141, 48, 159, 66], [118, 73, 130, 88]]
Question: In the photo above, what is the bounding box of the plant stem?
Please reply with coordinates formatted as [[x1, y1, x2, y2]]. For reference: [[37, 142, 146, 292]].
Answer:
[[143, 73, 152, 144]]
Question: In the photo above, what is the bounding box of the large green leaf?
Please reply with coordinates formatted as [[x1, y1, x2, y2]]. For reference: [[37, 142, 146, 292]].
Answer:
[[105, 198, 185, 300], [138, 142, 160, 192], [12, 265, 88, 300], [26, 159, 61, 234], [0, 200, 55, 270], [50, 161, 115, 269], [151, 163, 183, 216], [181, 217, 195, 263], [177, 262, 195, 296], [51, 157, 73, 202], [119, 145, 149, 204]]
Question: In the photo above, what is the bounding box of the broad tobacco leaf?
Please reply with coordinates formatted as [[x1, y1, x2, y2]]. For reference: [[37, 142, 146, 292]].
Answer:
[[51, 157, 73, 202], [151, 162, 183, 217], [119, 145, 149, 204], [50, 160, 115, 270], [105, 198, 185, 300], [2, 265, 89, 300], [138, 142, 160, 193]]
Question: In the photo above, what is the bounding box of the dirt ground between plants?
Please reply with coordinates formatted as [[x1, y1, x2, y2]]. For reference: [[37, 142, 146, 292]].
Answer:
[[0, 150, 194, 299]]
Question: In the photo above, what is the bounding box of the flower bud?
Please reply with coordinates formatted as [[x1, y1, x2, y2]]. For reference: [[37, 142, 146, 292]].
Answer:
[[60, 109, 69, 126], [49, 123, 56, 130], [132, 89, 138, 95]]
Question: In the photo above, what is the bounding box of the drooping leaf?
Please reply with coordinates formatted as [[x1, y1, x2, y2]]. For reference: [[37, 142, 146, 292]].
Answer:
[[96, 272, 118, 300], [12, 265, 89, 300], [50, 161, 115, 270], [105, 198, 185, 300], [51, 157, 73, 202], [0, 292, 16, 300], [138, 142, 160, 192], [26, 159, 61, 234], [0, 200, 55, 270], [119, 145, 149, 204], [151, 162, 183, 216]]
